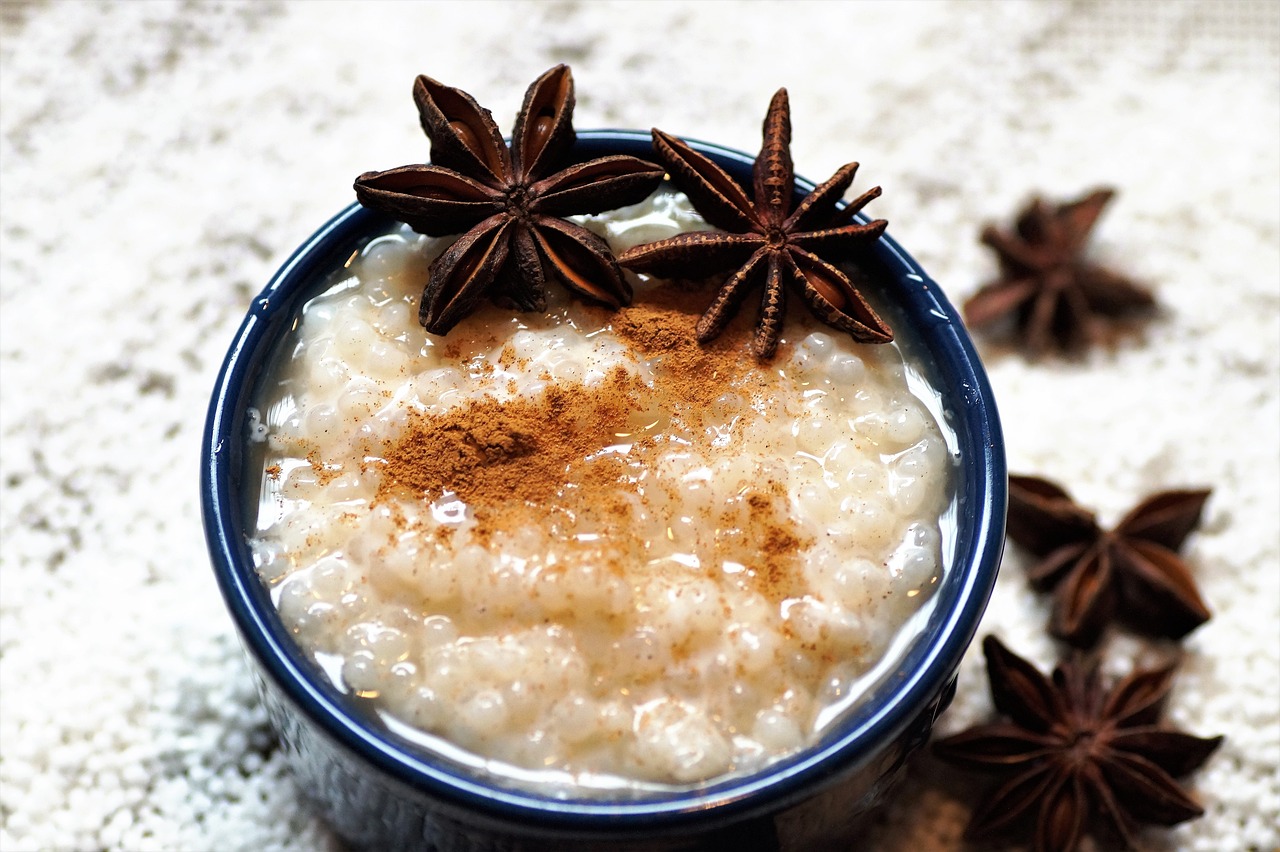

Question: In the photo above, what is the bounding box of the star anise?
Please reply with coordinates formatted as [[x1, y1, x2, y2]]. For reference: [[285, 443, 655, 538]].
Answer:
[[964, 188, 1156, 355], [934, 636, 1223, 852], [354, 65, 665, 335], [616, 89, 892, 360], [1008, 474, 1212, 647]]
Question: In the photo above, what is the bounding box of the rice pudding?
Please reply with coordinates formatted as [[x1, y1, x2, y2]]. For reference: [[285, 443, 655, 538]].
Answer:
[[247, 188, 956, 791]]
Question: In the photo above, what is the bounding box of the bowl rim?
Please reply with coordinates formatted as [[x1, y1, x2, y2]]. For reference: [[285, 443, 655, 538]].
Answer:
[[202, 128, 1005, 832]]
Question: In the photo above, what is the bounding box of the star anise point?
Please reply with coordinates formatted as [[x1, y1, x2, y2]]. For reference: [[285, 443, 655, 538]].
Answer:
[[355, 66, 665, 335], [1007, 474, 1213, 647], [936, 637, 1222, 852], [619, 89, 892, 359], [965, 188, 1156, 356]]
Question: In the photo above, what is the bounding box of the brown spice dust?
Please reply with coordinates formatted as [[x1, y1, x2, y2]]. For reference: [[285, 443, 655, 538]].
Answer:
[[376, 284, 811, 602]]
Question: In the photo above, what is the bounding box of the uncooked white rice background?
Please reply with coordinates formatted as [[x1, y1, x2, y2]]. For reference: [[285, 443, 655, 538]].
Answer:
[[1, 2, 1276, 850]]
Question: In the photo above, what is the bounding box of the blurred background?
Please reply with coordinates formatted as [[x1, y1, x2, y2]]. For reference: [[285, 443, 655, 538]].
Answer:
[[2, 2, 1276, 850]]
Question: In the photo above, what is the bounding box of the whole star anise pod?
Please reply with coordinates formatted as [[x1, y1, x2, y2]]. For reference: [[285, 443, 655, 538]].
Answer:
[[964, 188, 1156, 355], [616, 88, 892, 360], [354, 65, 665, 335], [934, 636, 1223, 852], [1008, 475, 1212, 647]]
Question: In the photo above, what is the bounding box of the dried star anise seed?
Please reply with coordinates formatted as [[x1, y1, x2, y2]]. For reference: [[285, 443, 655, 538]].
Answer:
[[354, 65, 665, 335], [964, 188, 1156, 355], [934, 636, 1223, 852], [617, 88, 892, 361], [1008, 474, 1213, 647]]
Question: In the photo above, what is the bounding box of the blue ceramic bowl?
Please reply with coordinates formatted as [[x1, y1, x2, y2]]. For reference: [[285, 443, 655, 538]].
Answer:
[[202, 130, 1005, 851]]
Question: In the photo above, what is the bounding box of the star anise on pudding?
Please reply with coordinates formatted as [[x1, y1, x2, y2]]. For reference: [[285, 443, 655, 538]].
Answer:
[[354, 65, 665, 335], [934, 636, 1223, 852], [964, 188, 1156, 355], [616, 88, 892, 360], [1008, 475, 1212, 647]]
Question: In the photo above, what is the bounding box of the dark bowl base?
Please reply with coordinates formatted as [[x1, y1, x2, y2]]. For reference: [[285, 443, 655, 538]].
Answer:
[[251, 653, 957, 852]]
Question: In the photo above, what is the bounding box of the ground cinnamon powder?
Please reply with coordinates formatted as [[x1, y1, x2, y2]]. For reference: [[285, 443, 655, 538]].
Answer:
[[379, 366, 643, 514], [608, 281, 773, 411], [376, 284, 812, 602]]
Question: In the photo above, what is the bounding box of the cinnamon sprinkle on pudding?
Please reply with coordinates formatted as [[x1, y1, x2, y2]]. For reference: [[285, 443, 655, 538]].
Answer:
[[247, 188, 956, 791]]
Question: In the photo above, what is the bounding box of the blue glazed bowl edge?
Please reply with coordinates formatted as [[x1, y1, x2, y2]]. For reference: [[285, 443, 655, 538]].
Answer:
[[200, 128, 1006, 841]]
